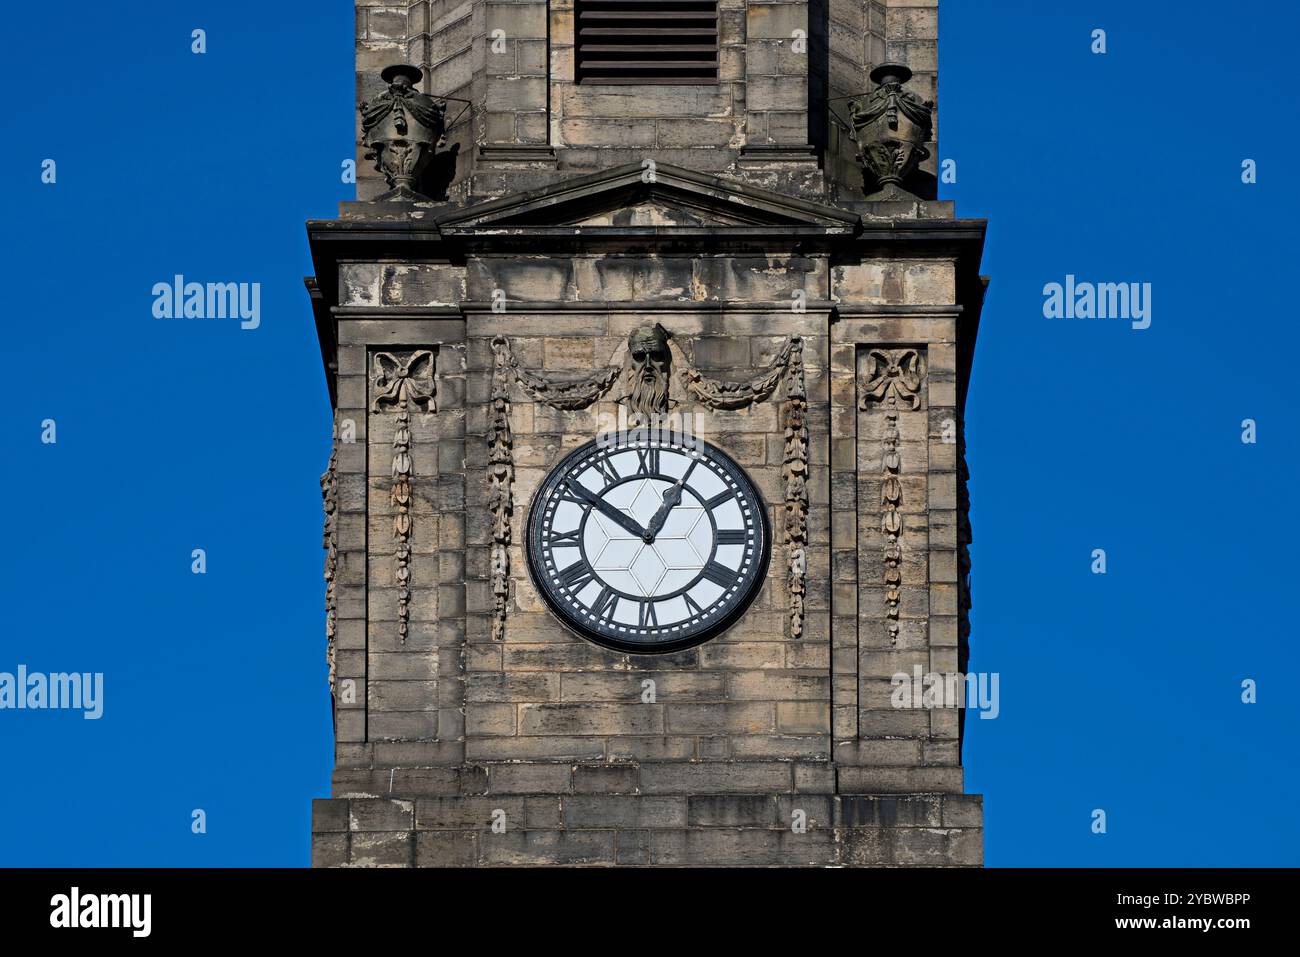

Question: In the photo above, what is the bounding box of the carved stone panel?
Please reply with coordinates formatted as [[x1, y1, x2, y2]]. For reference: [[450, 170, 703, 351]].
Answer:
[[859, 348, 927, 644], [321, 436, 338, 695], [371, 350, 437, 644], [363, 344, 459, 745]]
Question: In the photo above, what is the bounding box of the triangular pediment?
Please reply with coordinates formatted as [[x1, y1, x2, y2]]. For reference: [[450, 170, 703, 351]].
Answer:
[[569, 199, 760, 228], [436, 162, 861, 233]]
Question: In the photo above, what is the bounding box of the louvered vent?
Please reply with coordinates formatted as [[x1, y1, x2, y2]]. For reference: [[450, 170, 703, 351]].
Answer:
[[575, 0, 720, 84]]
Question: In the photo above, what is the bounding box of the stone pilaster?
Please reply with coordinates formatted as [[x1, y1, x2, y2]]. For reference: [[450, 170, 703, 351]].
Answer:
[[740, 0, 818, 171], [478, 0, 553, 160]]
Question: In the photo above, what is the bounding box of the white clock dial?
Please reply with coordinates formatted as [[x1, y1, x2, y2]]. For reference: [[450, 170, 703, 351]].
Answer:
[[526, 433, 768, 652]]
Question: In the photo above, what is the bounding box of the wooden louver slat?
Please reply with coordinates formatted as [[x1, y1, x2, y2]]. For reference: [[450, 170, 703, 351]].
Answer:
[[575, 0, 719, 84]]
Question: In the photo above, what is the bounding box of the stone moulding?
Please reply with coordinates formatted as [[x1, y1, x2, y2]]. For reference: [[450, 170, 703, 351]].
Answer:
[[371, 350, 437, 644], [860, 348, 927, 644]]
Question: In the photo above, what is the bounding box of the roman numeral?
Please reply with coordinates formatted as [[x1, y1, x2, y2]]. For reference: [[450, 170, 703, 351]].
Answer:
[[558, 487, 589, 509], [591, 457, 620, 486], [638, 601, 659, 629], [590, 586, 618, 621], [547, 528, 581, 547], [558, 562, 594, 592], [715, 529, 746, 544], [635, 447, 660, 475], [702, 561, 737, 587], [683, 593, 705, 618], [704, 491, 734, 510]]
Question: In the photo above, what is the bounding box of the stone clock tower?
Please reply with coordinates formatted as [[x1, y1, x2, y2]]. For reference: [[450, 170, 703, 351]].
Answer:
[[307, 0, 988, 866]]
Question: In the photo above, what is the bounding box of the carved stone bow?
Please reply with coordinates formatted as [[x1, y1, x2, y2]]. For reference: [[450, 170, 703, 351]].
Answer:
[[860, 348, 926, 411], [371, 350, 437, 412]]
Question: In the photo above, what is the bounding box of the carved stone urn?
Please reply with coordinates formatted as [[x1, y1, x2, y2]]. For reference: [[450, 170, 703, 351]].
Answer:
[[848, 64, 934, 194], [359, 64, 447, 194]]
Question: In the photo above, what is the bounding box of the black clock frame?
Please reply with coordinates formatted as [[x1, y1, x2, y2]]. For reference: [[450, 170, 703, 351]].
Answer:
[[525, 432, 771, 654]]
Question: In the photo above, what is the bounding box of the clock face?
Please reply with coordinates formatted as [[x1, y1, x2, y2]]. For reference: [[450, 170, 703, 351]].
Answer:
[[526, 432, 769, 653]]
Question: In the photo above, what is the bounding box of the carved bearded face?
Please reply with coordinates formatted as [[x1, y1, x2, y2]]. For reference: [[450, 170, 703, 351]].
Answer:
[[624, 325, 671, 416]]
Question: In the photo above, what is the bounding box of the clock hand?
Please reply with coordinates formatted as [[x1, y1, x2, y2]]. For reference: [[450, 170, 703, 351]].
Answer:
[[645, 460, 698, 539], [566, 481, 651, 541]]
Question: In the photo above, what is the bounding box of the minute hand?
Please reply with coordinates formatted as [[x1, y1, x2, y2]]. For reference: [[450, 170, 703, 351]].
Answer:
[[568, 482, 650, 540]]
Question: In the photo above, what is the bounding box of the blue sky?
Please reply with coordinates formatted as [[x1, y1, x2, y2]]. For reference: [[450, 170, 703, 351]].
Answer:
[[1, 0, 1295, 866]]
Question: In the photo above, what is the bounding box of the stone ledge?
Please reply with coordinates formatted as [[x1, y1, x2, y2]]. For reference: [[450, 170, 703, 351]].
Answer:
[[312, 792, 983, 866], [328, 759, 970, 799]]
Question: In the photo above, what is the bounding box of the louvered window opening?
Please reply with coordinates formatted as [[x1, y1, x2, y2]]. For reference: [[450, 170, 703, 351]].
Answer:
[[575, 0, 720, 84]]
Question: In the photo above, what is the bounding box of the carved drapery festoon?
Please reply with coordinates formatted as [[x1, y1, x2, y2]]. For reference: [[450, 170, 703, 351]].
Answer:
[[321, 438, 338, 693], [488, 339, 516, 642], [678, 336, 809, 638], [359, 64, 447, 192], [860, 349, 927, 644], [680, 337, 793, 411], [493, 325, 672, 417], [499, 341, 621, 411], [371, 350, 437, 644], [847, 64, 934, 195]]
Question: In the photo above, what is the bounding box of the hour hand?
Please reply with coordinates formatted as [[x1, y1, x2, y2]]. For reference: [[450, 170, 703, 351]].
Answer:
[[645, 461, 696, 539], [567, 482, 649, 540], [645, 485, 683, 539]]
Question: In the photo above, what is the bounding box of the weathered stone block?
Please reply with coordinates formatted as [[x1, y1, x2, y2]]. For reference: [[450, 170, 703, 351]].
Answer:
[[349, 830, 414, 867], [416, 830, 478, 867], [479, 830, 615, 865], [349, 798, 414, 832]]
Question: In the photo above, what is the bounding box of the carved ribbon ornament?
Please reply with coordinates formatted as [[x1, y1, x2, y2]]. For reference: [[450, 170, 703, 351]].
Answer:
[[372, 350, 436, 643], [860, 348, 926, 644], [321, 439, 338, 694]]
